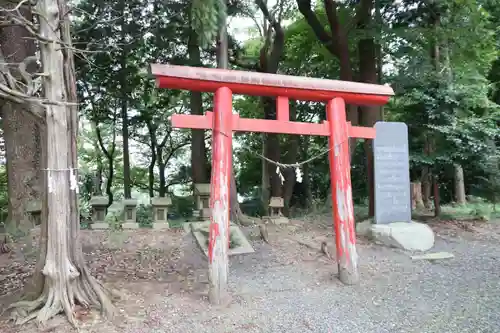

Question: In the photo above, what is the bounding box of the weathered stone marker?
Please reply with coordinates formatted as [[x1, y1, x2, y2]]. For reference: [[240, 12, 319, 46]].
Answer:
[[25, 200, 42, 226], [151, 196, 172, 229], [193, 183, 211, 220], [90, 196, 109, 229], [122, 199, 139, 229], [373, 121, 411, 224], [263, 197, 289, 225]]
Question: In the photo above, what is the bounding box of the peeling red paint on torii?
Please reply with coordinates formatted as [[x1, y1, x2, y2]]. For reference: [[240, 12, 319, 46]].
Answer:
[[150, 64, 394, 304]]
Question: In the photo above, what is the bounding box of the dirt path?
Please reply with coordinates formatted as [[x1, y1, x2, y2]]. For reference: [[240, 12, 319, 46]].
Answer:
[[1, 217, 499, 333]]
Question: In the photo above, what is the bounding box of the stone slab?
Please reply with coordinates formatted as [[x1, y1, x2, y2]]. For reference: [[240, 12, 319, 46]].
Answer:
[[123, 199, 138, 207], [193, 183, 210, 195], [411, 252, 454, 260], [90, 196, 109, 207], [371, 221, 434, 252], [90, 222, 109, 230], [152, 223, 169, 230], [355, 219, 373, 237], [151, 196, 172, 206], [263, 216, 289, 225], [373, 122, 412, 224], [122, 222, 139, 229], [269, 197, 284, 208], [25, 200, 42, 213], [190, 221, 254, 257]]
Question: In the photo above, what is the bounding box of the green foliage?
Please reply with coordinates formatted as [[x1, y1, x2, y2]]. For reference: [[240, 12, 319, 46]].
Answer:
[[440, 200, 498, 221], [136, 204, 153, 228], [190, 0, 227, 48], [171, 195, 195, 218]]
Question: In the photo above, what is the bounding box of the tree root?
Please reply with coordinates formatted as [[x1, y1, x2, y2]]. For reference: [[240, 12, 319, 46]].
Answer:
[[7, 270, 116, 327], [235, 212, 259, 226]]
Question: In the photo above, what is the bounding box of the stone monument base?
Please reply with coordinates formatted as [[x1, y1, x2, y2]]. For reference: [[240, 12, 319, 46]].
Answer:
[[152, 222, 169, 230], [190, 221, 254, 256], [263, 216, 289, 225], [122, 222, 140, 229], [356, 220, 434, 252], [90, 222, 109, 230]]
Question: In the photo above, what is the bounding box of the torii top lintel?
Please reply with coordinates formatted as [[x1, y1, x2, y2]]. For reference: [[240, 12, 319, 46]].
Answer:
[[150, 64, 394, 105]]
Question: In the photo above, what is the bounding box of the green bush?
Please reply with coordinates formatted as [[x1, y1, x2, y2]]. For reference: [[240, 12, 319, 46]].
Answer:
[[136, 204, 153, 227]]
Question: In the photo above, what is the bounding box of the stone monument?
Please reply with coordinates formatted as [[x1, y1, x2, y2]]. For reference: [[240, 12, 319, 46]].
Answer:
[[25, 200, 42, 226], [365, 121, 435, 251], [90, 196, 109, 229], [151, 196, 172, 230], [193, 183, 211, 220], [264, 196, 288, 225], [122, 199, 138, 229], [373, 121, 412, 224]]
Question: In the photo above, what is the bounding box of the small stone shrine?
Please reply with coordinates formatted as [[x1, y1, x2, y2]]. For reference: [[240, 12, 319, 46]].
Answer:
[[90, 196, 109, 229], [25, 200, 42, 227], [264, 197, 289, 224], [193, 183, 211, 220], [122, 199, 138, 229], [151, 196, 172, 229]]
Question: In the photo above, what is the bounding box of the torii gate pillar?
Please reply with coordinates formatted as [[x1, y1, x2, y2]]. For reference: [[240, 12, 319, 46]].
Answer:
[[150, 64, 394, 304]]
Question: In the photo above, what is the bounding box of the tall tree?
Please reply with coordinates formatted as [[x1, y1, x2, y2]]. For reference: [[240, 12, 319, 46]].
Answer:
[[0, 2, 44, 237], [1, 0, 114, 324], [191, 0, 256, 224]]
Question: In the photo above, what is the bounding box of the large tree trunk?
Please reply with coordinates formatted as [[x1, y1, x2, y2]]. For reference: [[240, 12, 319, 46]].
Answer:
[[261, 133, 270, 213], [10, 1, 114, 324], [453, 164, 466, 205], [95, 126, 115, 208], [90, 122, 103, 195], [357, 0, 380, 217], [263, 98, 282, 198], [216, 2, 253, 225], [301, 137, 312, 209], [119, 0, 131, 199], [283, 102, 299, 215], [411, 182, 425, 210], [121, 99, 131, 198], [189, 29, 209, 185], [0, 3, 43, 236], [296, 0, 359, 141], [147, 124, 157, 198], [421, 167, 432, 209]]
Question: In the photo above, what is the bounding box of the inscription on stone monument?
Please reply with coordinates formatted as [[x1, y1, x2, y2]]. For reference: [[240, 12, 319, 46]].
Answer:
[[373, 122, 411, 224]]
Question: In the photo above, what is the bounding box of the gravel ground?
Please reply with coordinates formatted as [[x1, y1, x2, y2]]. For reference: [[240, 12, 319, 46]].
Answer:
[[1, 220, 500, 333], [143, 225, 500, 333]]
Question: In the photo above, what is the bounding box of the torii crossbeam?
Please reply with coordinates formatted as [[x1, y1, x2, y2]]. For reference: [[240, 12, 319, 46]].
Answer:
[[150, 64, 394, 305]]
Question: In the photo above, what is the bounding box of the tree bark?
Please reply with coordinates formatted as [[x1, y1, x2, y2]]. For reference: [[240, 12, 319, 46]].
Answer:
[[261, 133, 270, 213], [0, 3, 44, 235], [255, 0, 285, 203], [301, 137, 312, 209], [356, 0, 380, 217], [119, 0, 131, 199], [146, 122, 157, 197], [216, 0, 253, 224], [411, 182, 425, 210], [263, 99, 282, 198], [453, 164, 466, 205], [10, 0, 114, 324], [95, 125, 116, 208], [421, 167, 432, 209], [189, 29, 209, 185], [90, 122, 103, 195], [296, 0, 359, 136], [433, 176, 441, 216], [283, 102, 299, 215]]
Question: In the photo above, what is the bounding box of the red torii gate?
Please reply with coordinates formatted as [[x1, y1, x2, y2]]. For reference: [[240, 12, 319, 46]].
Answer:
[[150, 64, 394, 304]]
